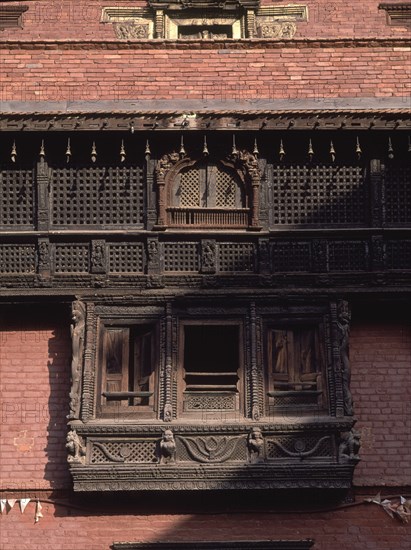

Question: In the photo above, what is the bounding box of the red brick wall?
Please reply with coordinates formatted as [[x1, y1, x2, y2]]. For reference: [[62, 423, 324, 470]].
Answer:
[[0, 502, 410, 550], [351, 312, 411, 488], [0, 0, 409, 41], [1, 45, 410, 102], [1, 306, 410, 549]]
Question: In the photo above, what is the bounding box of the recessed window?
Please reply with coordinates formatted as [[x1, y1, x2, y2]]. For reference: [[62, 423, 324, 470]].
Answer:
[[267, 326, 325, 412], [180, 324, 242, 415], [99, 323, 157, 416]]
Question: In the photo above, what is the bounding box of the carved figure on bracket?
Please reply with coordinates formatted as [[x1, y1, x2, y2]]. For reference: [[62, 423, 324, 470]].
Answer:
[[201, 240, 217, 273], [339, 429, 361, 462], [337, 300, 353, 416], [68, 301, 86, 420], [159, 429, 176, 464], [66, 430, 86, 464], [248, 427, 264, 462]]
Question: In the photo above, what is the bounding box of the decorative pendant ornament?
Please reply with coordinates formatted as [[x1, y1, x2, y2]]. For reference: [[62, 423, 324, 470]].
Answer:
[[408, 136, 411, 153], [388, 137, 394, 160], [34, 499, 43, 523], [231, 134, 238, 156], [179, 135, 186, 157], [65, 138, 72, 163], [308, 139, 314, 161], [120, 140, 126, 163], [145, 139, 151, 157], [253, 138, 259, 158], [279, 139, 285, 161], [356, 136, 362, 160], [91, 142, 97, 163], [330, 141, 336, 162], [39, 140, 46, 160], [19, 498, 31, 513], [202, 135, 209, 156], [11, 141, 17, 163]]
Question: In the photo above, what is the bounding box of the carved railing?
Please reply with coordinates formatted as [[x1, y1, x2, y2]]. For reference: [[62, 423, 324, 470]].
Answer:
[[167, 207, 250, 228]]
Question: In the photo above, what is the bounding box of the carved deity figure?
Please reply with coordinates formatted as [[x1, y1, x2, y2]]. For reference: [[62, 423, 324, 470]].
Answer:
[[68, 301, 86, 420], [337, 301, 353, 416], [159, 429, 176, 464], [339, 429, 361, 462], [66, 430, 86, 464], [248, 427, 264, 462], [274, 330, 288, 374]]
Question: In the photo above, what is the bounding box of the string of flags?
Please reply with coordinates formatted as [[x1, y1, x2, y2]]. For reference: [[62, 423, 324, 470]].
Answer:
[[0, 498, 43, 522]]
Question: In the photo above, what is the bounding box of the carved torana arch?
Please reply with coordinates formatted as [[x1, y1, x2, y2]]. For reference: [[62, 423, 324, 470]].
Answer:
[[155, 149, 261, 229]]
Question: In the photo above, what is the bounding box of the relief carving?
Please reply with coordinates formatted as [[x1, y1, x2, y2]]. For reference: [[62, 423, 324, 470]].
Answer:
[[177, 435, 244, 463], [91, 240, 106, 274], [201, 240, 217, 273], [339, 429, 361, 462], [257, 21, 296, 39], [337, 300, 354, 416], [68, 301, 86, 420], [114, 23, 150, 39], [66, 430, 86, 464], [247, 427, 264, 462], [159, 429, 176, 464]]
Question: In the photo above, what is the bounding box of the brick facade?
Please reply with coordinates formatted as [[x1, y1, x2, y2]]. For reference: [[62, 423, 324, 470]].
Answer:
[[1, 0, 410, 548]]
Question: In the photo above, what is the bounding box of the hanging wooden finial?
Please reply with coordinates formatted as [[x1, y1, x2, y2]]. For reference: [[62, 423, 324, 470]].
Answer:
[[388, 137, 394, 160], [308, 138, 314, 161], [11, 141, 17, 163], [179, 135, 186, 157], [253, 138, 259, 158], [408, 136, 411, 153], [130, 121, 135, 134], [356, 136, 362, 160], [39, 140, 46, 160], [145, 139, 151, 158], [203, 135, 209, 156], [232, 134, 238, 156], [65, 138, 72, 163], [279, 139, 285, 161], [91, 141, 97, 163], [120, 140, 126, 163], [329, 140, 336, 163]]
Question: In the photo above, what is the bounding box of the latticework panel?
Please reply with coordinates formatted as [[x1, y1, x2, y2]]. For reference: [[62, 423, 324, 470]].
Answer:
[[183, 393, 237, 411], [272, 241, 311, 272], [267, 392, 320, 411], [0, 169, 34, 226], [266, 435, 332, 459], [51, 166, 144, 226], [271, 164, 366, 225], [109, 243, 144, 273], [386, 241, 411, 270], [90, 441, 157, 464], [218, 243, 255, 272], [54, 244, 89, 273], [164, 242, 199, 272], [328, 241, 368, 271], [0, 245, 36, 274], [215, 168, 237, 207], [385, 164, 411, 225], [179, 168, 200, 207]]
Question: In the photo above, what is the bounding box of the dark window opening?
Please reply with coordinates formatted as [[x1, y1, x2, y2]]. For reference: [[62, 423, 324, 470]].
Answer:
[[182, 324, 241, 413]]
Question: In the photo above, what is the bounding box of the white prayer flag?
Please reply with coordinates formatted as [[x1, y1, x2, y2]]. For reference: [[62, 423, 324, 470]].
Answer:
[[0, 500, 7, 513], [34, 500, 43, 523], [19, 498, 31, 513], [7, 499, 17, 511]]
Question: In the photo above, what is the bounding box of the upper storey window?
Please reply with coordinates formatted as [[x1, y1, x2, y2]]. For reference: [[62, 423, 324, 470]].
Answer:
[[155, 150, 261, 230]]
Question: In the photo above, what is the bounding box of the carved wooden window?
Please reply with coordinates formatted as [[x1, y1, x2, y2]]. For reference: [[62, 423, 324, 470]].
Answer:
[[168, 161, 249, 228], [99, 323, 157, 417], [266, 326, 326, 413], [179, 323, 243, 415]]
